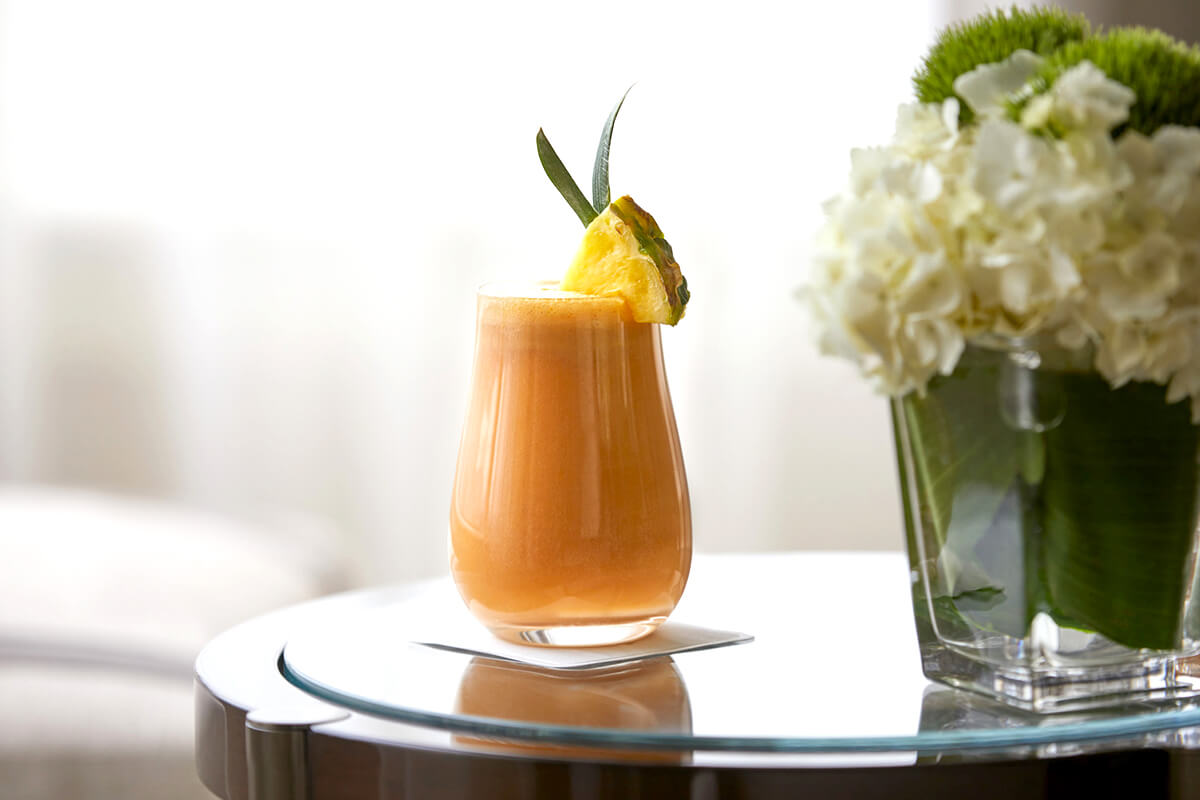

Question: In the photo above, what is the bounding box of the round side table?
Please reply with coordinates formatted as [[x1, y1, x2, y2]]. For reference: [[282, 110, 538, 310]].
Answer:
[[195, 553, 1200, 799]]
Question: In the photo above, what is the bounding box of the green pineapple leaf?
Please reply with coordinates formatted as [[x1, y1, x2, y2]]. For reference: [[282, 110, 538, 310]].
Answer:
[[592, 86, 632, 215], [536, 128, 597, 227]]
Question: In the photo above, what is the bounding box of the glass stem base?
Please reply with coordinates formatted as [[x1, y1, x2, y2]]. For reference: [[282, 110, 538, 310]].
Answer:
[[923, 642, 1200, 713], [488, 616, 667, 647]]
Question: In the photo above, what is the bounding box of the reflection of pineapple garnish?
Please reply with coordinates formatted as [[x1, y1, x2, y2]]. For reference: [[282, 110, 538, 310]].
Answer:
[[537, 90, 690, 325], [562, 196, 688, 325]]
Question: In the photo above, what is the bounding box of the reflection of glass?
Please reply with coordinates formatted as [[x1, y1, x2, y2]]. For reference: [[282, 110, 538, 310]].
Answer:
[[450, 281, 691, 646], [454, 656, 692, 761]]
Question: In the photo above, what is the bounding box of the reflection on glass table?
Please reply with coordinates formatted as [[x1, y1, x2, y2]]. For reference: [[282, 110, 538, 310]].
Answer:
[[453, 657, 692, 762], [916, 683, 1200, 764], [280, 554, 1200, 757], [198, 555, 1200, 800]]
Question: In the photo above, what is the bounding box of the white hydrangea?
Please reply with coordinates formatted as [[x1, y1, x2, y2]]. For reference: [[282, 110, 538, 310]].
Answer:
[[808, 52, 1200, 418], [953, 48, 1043, 118]]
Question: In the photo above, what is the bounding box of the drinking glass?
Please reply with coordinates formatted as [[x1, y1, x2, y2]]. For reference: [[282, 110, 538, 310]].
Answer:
[[450, 281, 691, 646]]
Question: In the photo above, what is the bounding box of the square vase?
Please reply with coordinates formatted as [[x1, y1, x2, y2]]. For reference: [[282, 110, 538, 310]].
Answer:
[[892, 338, 1200, 712]]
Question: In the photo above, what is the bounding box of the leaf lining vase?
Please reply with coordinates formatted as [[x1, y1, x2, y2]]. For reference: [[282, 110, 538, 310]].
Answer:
[[892, 336, 1200, 712]]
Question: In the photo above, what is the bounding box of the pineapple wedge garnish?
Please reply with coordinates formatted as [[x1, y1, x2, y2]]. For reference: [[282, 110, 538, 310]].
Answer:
[[561, 195, 690, 325]]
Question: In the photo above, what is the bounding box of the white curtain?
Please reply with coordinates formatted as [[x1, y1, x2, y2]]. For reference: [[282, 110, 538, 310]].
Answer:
[[0, 0, 943, 583]]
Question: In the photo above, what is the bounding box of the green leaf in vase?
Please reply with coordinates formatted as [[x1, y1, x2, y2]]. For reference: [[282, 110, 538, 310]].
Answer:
[[1041, 373, 1200, 651], [900, 344, 1200, 651], [899, 347, 1038, 638]]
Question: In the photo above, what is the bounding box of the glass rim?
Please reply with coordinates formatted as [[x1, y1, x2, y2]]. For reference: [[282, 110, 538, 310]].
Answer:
[[475, 279, 625, 303]]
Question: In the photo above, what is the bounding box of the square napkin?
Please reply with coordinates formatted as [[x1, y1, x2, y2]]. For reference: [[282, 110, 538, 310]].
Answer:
[[401, 580, 752, 670]]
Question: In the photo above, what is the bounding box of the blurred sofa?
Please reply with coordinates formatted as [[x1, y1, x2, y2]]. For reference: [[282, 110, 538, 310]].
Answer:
[[0, 487, 346, 800]]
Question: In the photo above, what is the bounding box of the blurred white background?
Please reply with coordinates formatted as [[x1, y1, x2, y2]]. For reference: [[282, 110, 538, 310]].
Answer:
[[0, 0, 943, 584], [1, 0, 1194, 587]]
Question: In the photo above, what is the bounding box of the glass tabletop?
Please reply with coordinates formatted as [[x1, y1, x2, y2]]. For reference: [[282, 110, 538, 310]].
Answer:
[[281, 553, 1200, 754]]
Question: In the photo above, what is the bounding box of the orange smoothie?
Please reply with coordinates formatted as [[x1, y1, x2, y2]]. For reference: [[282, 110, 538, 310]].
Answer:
[[450, 281, 691, 645]]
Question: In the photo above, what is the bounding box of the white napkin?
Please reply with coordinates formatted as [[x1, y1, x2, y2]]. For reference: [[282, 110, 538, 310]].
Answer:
[[401, 580, 753, 670]]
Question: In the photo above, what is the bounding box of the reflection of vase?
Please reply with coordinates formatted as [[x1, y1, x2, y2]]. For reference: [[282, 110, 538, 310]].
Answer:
[[894, 338, 1200, 712], [915, 685, 1040, 764], [453, 656, 692, 762], [914, 684, 1192, 764]]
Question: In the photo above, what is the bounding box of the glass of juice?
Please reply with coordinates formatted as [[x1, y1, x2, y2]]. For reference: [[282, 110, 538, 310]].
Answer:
[[450, 280, 691, 646]]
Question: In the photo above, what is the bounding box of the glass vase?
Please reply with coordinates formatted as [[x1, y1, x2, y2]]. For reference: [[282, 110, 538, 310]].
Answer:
[[892, 337, 1200, 712]]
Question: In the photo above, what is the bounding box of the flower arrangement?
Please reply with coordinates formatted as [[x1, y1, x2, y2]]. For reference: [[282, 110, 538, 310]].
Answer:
[[809, 9, 1200, 417], [808, 8, 1200, 711]]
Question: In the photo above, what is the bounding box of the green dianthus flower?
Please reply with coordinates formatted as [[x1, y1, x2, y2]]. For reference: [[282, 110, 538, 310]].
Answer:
[[1031, 28, 1200, 135], [914, 7, 1089, 124]]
